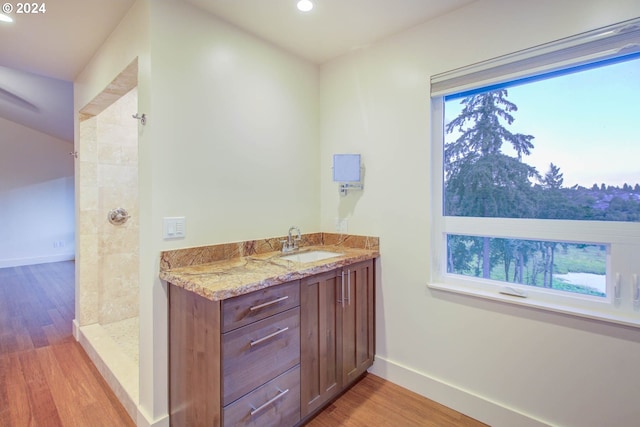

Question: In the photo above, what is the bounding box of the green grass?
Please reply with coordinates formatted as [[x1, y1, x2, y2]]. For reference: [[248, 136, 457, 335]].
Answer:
[[553, 245, 606, 275], [454, 240, 607, 297], [551, 281, 605, 297]]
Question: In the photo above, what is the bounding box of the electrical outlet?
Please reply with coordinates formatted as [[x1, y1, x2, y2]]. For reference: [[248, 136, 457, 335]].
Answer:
[[335, 218, 348, 234]]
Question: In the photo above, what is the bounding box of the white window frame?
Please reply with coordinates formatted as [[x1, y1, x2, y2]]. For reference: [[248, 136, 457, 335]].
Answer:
[[429, 18, 640, 328]]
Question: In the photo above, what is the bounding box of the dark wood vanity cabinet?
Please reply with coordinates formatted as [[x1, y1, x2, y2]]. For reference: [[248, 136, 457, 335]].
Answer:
[[169, 280, 301, 427], [300, 259, 375, 419], [168, 258, 375, 427]]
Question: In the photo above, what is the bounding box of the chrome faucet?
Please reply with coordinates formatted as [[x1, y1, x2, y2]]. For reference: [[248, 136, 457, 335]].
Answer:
[[281, 226, 301, 253]]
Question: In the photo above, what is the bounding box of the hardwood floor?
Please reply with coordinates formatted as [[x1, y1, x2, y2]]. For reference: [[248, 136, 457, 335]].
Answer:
[[306, 373, 488, 427], [0, 261, 135, 427], [0, 261, 486, 427]]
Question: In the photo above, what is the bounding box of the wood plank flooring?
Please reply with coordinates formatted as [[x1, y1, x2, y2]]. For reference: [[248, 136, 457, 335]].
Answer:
[[1, 261, 487, 427], [306, 373, 488, 427], [0, 261, 135, 427]]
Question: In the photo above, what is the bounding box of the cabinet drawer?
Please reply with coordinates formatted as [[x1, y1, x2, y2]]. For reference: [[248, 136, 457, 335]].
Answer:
[[223, 366, 300, 427], [222, 307, 300, 405], [222, 280, 300, 333]]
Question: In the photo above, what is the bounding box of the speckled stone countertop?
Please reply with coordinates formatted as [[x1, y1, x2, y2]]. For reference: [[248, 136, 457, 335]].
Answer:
[[159, 233, 379, 301]]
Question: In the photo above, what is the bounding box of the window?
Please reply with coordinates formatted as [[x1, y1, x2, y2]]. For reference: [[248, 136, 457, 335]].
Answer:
[[430, 19, 640, 327]]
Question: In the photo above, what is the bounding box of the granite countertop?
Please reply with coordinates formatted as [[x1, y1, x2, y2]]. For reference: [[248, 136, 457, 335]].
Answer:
[[159, 233, 379, 301]]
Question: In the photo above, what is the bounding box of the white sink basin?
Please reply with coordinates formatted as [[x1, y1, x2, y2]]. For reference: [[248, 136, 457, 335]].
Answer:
[[280, 250, 343, 263]]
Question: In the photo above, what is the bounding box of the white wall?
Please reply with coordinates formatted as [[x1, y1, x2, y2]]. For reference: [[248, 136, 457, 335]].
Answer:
[[0, 116, 74, 267], [149, 0, 320, 246], [319, 1, 640, 426]]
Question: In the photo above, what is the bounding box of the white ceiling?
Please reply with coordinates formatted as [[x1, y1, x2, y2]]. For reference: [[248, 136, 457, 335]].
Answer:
[[0, 0, 475, 142], [184, 0, 475, 64]]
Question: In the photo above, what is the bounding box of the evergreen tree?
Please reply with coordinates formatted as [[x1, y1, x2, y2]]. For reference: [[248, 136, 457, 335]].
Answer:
[[445, 89, 537, 278], [536, 163, 576, 220], [445, 89, 535, 175], [542, 163, 564, 189]]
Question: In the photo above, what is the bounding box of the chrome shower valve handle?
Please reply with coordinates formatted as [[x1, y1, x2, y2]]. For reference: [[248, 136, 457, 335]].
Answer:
[[108, 207, 131, 225]]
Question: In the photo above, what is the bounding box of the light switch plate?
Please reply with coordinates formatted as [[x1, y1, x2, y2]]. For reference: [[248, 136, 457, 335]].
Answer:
[[163, 217, 186, 239]]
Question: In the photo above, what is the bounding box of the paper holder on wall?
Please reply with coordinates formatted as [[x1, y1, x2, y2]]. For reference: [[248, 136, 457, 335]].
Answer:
[[333, 154, 363, 196]]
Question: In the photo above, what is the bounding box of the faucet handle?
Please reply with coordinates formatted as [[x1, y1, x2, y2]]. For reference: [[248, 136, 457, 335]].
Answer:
[[280, 239, 292, 252]]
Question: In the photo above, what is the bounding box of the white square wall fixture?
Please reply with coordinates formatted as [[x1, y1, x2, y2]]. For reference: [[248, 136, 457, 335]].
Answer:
[[333, 154, 361, 182], [163, 217, 186, 239]]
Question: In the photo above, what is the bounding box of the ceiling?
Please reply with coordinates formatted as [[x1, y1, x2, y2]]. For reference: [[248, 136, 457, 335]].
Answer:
[[0, 0, 475, 142], [0, 0, 136, 142], [184, 0, 475, 64]]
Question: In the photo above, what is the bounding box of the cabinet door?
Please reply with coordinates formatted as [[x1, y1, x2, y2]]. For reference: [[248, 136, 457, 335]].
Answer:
[[169, 285, 222, 427], [342, 259, 375, 385], [300, 269, 342, 417]]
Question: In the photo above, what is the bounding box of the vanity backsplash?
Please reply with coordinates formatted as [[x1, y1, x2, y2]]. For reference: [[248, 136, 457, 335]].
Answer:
[[160, 232, 379, 270]]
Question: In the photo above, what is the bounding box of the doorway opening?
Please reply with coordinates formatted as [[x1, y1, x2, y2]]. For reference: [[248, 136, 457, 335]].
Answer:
[[74, 58, 140, 420]]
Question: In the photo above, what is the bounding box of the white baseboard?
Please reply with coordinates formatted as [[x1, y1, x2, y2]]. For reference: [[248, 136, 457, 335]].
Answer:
[[369, 356, 551, 427], [0, 253, 75, 268], [72, 319, 80, 341], [136, 406, 170, 427]]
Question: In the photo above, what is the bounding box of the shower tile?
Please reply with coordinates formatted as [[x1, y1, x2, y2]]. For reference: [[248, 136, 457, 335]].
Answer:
[[100, 228, 138, 255], [78, 322, 138, 420], [97, 142, 123, 165], [79, 161, 98, 190], [79, 117, 98, 162], [78, 209, 98, 235], [102, 317, 139, 366]]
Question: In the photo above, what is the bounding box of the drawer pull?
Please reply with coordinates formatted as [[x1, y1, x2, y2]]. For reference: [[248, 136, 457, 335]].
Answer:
[[339, 271, 345, 307], [249, 295, 289, 311], [250, 327, 289, 347], [249, 387, 289, 416], [347, 269, 351, 305]]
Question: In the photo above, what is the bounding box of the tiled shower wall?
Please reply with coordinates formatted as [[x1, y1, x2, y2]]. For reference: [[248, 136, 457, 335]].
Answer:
[[78, 88, 139, 326]]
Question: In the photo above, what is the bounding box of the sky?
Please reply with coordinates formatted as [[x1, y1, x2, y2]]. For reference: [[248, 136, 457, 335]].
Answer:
[[444, 56, 640, 188]]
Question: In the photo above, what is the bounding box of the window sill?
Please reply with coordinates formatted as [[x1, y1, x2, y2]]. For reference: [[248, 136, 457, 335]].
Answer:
[[428, 282, 640, 329]]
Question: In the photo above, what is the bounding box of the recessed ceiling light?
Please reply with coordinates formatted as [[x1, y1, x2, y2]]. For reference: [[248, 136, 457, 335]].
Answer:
[[0, 13, 13, 23], [297, 0, 313, 12]]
